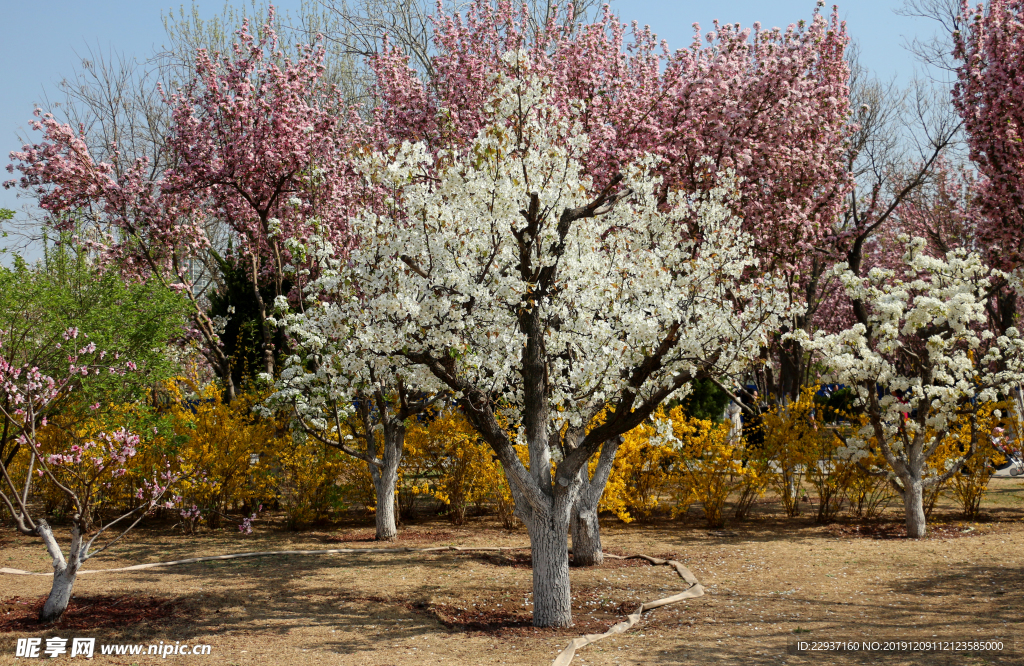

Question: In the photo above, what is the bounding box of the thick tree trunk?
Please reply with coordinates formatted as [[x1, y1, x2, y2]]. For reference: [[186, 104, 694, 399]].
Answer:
[[525, 512, 573, 627], [368, 420, 404, 542], [37, 520, 80, 623], [901, 474, 927, 539], [371, 468, 399, 541]]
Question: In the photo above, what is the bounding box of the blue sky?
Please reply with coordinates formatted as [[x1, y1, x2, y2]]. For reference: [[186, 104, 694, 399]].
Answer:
[[0, 0, 946, 227]]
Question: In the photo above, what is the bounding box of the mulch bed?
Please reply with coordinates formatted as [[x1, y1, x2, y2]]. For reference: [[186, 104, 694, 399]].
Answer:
[[337, 569, 658, 639], [409, 585, 642, 638], [461, 550, 656, 569], [0, 595, 181, 632]]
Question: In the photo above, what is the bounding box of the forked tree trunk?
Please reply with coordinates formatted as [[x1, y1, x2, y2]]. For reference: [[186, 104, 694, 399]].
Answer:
[[42, 566, 78, 623], [570, 438, 621, 567], [524, 511, 573, 627], [901, 473, 927, 539], [37, 520, 81, 623]]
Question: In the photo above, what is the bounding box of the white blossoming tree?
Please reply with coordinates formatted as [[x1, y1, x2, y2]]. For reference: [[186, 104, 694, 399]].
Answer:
[[794, 238, 1024, 538], [265, 298, 443, 542], [287, 65, 794, 628]]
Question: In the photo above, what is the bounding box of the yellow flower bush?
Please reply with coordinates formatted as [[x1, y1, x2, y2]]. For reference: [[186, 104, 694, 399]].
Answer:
[[404, 407, 503, 525], [274, 431, 353, 529], [844, 451, 897, 519], [163, 381, 283, 531], [930, 402, 1006, 519], [759, 389, 861, 524], [662, 407, 743, 528], [596, 408, 679, 523]]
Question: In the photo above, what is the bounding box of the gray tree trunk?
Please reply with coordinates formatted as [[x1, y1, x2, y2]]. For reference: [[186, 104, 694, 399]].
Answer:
[[901, 474, 927, 539], [570, 502, 602, 566], [38, 520, 81, 623], [41, 566, 78, 623], [368, 420, 404, 542], [370, 465, 399, 541], [524, 510, 573, 627], [570, 438, 621, 567]]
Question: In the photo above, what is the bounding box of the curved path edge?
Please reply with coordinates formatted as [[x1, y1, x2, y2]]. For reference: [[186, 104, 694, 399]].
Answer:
[[552, 553, 704, 666]]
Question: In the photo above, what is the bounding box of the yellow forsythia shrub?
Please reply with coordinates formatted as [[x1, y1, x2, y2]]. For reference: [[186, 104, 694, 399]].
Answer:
[[663, 407, 743, 528], [597, 409, 679, 523], [404, 407, 498, 525], [931, 402, 1006, 519], [765, 390, 859, 524], [165, 382, 283, 531], [274, 431, 353, 529], [761, 401, 809, 517], [844, 448, 897, 519]]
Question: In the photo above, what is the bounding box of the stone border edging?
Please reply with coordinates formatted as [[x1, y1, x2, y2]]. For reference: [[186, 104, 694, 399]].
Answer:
[[1, 545, 705, 666]]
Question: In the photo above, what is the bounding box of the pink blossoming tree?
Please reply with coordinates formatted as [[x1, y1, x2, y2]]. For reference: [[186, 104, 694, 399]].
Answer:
[[5, 10, 360, 395], [953, 0, 1024, 330], [953, 0, 1024, 264], [0, 329, 177, 622], [160, 8, 362, 378]]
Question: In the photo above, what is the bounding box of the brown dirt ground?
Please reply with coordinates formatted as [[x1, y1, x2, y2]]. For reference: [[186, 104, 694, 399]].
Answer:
[[2, 479, 1023, 665]]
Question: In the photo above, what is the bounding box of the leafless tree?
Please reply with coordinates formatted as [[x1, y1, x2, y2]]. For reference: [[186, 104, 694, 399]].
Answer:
[[839, 42, 965, 276], [897, 0, 966, 75]]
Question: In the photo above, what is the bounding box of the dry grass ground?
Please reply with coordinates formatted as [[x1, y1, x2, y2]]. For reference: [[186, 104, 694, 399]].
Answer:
[[2, 479, 1023, 665]]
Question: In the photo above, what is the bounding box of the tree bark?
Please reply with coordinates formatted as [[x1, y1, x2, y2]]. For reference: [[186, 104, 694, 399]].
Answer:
[[37, 520, 80, 623], [41, 566, 78, 623], [570, 501, 602, 566], [570, 438, 620, 567], [368, 419, 404, 542], [901, 473, 927, 539], [371, 469, 398, 541], [250, 255, 276, 378], [524, 510, 573, 627]]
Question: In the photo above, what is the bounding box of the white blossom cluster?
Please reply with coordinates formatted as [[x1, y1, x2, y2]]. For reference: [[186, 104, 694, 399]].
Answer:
[[794, 237, 1024, 455], [271, 69, 796, 443]]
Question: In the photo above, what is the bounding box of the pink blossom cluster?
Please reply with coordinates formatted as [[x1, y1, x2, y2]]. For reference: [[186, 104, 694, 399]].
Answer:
[[953, 0, 1024, 268], [44, 428, 140, 472], [370, 0, 852, 273], [133, 464, 181, 507], [159, 7, 363, 271]]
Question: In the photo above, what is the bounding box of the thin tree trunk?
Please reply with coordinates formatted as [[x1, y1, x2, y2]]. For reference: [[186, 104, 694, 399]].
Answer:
[[251, 256, 275, 377], [37, 520, 80, 622], [570, 438, 620, 567], [902, 474, 927, 539], [570, 501, 602, 566], [223, 374, 237, 402], [525, 511, 573, 627]]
